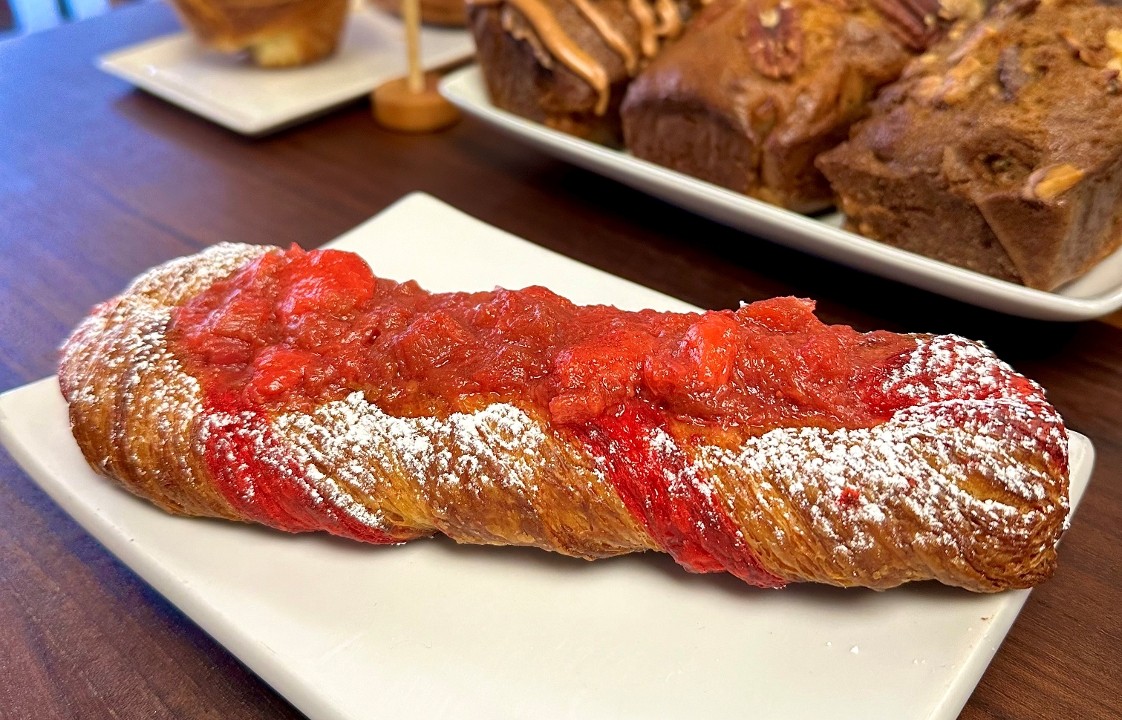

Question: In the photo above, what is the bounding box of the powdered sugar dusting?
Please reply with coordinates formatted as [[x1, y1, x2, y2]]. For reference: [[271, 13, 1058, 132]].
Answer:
[[688, 335, 1068, 588], [885, 335, 1067, 472], [271, 393, 576, 542]]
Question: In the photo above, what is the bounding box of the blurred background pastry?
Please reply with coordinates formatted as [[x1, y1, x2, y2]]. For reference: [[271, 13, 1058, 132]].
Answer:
[[465, 0, 703, 145], [167, 0, 350, 67], [368, 0, 468, 27]]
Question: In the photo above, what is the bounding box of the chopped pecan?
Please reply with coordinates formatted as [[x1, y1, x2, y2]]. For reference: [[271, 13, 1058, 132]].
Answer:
[[912, 75, 946, 104], [1107, 28, 1122, 55], [1106, 29, 1122, 80], [1060, 29, 1110, 67], [871, 0, 942, 51], [996, 46, 1030, 101], [941, 55, 984, 104], [946, 23, 996, 65], [745, 1, 802, 80], [937, 0, 984, 22], [1103, 68, 1122, 95], [1026, 164, 1085, 201], [998, 0, 1040, 18]]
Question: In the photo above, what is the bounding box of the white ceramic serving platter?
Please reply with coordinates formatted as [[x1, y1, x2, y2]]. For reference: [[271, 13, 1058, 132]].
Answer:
[[440, 65, 1122, 322], [98, 6, 474, 135], [0, 193, 1094, 720]]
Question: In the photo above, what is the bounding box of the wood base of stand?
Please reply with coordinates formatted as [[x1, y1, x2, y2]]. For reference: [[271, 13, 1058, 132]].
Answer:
[[372, 73, 460, 133]]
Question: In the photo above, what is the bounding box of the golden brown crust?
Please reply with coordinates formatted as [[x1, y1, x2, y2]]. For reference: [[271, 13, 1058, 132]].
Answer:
[[167, 0, 350, 67], [59, 244, 266, 518], [59, 244, 1070, 592]]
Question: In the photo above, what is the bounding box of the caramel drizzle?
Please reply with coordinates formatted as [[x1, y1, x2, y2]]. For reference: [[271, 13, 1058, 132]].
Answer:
[[471, 0, 690, 116], [627, 0, 661, 59], [574, 0, 640, 74], [475, 0, 612, 114], [653, 0, 683, 39]]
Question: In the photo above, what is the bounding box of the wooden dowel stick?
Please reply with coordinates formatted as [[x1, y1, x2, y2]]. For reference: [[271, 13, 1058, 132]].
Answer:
[[402, 0, 424, 94], [371, 0, 462, 132]]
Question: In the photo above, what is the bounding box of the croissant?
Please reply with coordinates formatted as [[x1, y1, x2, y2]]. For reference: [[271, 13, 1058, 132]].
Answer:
[[59, 243, 1069, 592]]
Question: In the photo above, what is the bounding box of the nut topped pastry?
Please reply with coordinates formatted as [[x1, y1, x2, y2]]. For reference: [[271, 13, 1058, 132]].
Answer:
[[818, 0, 1122, 289], [619, 0, 986, 212], [168, 0, 350, 67]]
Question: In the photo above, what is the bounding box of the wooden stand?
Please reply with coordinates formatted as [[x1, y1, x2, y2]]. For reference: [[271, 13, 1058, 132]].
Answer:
[[371, 0, 460, 133]]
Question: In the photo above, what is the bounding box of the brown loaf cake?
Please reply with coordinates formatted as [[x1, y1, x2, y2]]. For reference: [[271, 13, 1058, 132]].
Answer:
[[466, 0, 701, 144], [168, 0, 350, 67], [58, 242, 1070, 592], [620, 0, 986, 212], [817, 0, 1122, 290]]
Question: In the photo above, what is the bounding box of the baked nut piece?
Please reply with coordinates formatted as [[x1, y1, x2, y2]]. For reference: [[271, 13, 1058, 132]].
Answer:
[[59, 243, 1069, 592], [168, 0, 350, 67], [620, 0, 986, 212], [818, 0, 1122, 289], [465, 0, 701, 144]]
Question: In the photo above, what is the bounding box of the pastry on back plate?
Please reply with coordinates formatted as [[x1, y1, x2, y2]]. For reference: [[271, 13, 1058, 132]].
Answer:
[[168, 0, 350, 67], [817, 0, 1122, 289], [620, 0, 987, 212], [59, 242, 1070, 592], [465, 0, 703, 144], [369, 0, 468, 26]]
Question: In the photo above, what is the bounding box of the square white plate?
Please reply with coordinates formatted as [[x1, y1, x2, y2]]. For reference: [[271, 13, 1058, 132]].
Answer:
[[98, 6, 475, 135], [440, 65, 1122, 322], [0, 193, 1094, 720]]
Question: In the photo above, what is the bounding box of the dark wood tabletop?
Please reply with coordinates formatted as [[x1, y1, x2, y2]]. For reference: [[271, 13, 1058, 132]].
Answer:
[[1, 3, 1119, 718]]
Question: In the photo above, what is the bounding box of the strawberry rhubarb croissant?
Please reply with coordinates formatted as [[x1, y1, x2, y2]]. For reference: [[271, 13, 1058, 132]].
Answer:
[[59, 244, 1069, 592]]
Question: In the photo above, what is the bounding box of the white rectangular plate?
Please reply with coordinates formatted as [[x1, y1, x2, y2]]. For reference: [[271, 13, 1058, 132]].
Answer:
[[99, 6, 474, 135], [440, 65, 1122, 322], [0, 193, 1094, 720]]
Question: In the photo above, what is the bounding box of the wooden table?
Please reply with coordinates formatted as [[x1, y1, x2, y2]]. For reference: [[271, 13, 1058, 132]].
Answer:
[[1, 4, 1119, 718]]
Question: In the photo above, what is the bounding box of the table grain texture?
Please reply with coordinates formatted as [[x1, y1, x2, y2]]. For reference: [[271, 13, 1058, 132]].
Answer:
[[1, 3, 1119, 719]]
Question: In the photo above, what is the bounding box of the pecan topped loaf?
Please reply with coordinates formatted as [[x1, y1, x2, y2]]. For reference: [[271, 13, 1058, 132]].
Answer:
[[465, 0, 704, 144], [619, 0, 986, 212], [60, 243, 1070, 592], [818, 0, 1122, 289]]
